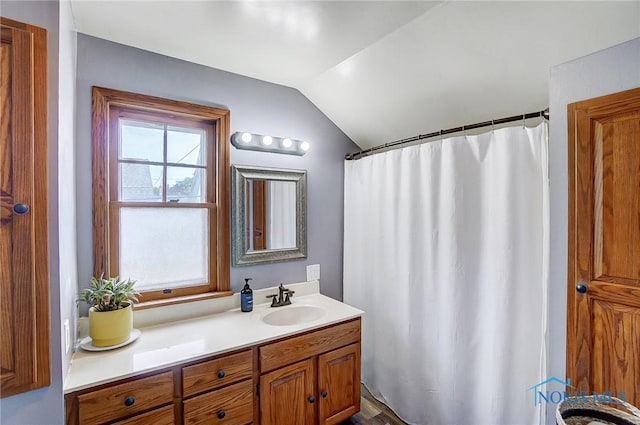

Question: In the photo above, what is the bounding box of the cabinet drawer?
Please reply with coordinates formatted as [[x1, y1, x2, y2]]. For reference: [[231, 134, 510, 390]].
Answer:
[[77, 371, 174, 425], [260, 318, 361, 372], [112, 405, 175, 425], [183, 350, 253, 397], [183, 379, 253, 425]]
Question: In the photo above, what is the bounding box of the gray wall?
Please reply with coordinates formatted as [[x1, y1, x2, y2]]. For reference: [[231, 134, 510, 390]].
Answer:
[[75, 35, 358, 302], [0, 1, 65, 424], [547, 37, 640, 424], [58, 0, 78, 380]]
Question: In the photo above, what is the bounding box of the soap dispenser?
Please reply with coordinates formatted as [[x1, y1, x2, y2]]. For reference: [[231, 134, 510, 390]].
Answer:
[[241, 278, 253, 312]]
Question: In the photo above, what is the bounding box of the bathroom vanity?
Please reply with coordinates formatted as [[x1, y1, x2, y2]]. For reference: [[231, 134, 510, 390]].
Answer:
[[64, 289, 362, 425]]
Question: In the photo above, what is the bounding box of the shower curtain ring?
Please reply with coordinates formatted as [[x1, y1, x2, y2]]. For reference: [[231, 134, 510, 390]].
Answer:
[[491, 119, 495, 132], [522, 114, 526, 129]]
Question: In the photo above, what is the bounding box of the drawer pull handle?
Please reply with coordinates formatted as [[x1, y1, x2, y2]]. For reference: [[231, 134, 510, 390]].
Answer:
[[217, 370, 225, 379], [308, 396, 316, 404], [217, 410, 226, 419], [321, 390, 328, 398], [124, 396, 135, 407]]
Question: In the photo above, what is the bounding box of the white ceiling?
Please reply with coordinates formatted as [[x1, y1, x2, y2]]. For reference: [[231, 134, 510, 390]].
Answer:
[[71, 1, 640, 149]]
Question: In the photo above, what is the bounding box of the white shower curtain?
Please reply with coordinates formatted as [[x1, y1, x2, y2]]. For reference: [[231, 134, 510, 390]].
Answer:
[[268, 181, 297, 249], [344, 123, 548, 425]]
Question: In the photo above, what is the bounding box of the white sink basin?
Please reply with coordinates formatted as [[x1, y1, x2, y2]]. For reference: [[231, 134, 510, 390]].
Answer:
[[262, 305, 326, 326]]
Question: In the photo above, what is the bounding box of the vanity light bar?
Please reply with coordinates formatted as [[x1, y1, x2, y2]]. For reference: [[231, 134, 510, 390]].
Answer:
[[230, 132, 309, 156]]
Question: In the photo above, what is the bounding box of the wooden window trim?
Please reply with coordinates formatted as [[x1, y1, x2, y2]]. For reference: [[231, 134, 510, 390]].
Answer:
[[92, 87, 231, 304]]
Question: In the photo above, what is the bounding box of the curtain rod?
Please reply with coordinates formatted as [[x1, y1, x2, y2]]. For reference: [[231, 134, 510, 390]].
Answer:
[[345, 108, 550, 161]]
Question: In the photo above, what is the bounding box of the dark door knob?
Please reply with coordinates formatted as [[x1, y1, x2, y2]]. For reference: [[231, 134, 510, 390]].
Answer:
[[217, 370, 225, 379], [308, 396, 316, 403], [217, 410, 226, 419], [12, 203, 29, 215], [321, 390, 328, 398], [124, 396, 135, 407], [576, 284, 588, 294]]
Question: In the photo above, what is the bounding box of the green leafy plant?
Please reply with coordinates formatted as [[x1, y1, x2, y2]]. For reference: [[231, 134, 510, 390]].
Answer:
[[80, 276, 140, 312]]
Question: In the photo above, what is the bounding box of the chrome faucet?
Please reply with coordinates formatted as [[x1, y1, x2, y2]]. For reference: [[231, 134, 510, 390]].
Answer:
[[267, 283, 295, 307]]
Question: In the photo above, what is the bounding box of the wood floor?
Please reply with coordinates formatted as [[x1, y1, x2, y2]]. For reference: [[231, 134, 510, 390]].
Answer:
[[340, 385, 408, 425]]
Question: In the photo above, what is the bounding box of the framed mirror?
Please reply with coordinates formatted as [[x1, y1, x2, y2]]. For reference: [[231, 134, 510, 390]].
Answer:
[[231, 165, 307, 266]]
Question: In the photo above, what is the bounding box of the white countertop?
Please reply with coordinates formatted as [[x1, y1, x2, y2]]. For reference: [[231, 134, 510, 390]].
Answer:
[[64, 291, 363, 393]]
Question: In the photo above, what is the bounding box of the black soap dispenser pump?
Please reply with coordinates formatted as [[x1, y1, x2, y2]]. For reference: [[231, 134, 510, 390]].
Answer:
[[241, 278, 253, 312]]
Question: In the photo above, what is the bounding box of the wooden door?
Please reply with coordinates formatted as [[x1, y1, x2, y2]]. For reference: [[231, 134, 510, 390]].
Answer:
[[0, 17, 49, 397], [252, 180, 267, 250], [260, 358, 316, 425], [567, 87, 640, 406], [318, 343, 361, 425]]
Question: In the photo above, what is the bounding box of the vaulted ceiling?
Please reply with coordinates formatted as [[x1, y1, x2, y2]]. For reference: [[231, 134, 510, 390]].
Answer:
[[71, 1, 640, 149]]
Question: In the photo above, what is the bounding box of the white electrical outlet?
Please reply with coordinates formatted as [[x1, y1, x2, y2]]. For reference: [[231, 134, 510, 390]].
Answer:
[[64, 319, 70, 352], [306, 264, 320, 281]]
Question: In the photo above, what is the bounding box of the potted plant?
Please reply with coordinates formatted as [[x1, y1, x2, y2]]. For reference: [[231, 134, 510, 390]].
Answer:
[[80, 276, 140, 347]]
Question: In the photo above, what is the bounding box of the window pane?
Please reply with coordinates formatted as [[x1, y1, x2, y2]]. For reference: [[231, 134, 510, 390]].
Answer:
[[167, 166, 205, 203], [119, 207, 209, 291], [120, 163, 163, 202], [120, 120, 164, 162], [167, 126, 205, 166]]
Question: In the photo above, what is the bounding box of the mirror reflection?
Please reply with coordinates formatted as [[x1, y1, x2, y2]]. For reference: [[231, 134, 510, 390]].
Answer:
[[245, 179, 297, 251], [231, 165, 307, 266]]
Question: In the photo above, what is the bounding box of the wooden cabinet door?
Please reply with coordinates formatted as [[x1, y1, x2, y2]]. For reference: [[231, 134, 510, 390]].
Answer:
[[0, 17, 49, 398], [260, 358, 315, 425], [318, 343, 361, 425], [567, 87, 640, 406]]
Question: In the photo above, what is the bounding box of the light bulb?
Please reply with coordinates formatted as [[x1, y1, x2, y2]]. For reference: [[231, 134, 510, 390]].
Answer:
[[282, 138, 292, 148], [241, 132, 252, 143], [300, 141, 310, 151], [262, 136, 273, 146]]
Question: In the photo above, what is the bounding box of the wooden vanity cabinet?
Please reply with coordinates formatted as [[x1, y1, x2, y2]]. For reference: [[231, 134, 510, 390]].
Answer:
[[65, 318, 361, 425], [258, 318, 361, 425], [65, 349, 255, 425]]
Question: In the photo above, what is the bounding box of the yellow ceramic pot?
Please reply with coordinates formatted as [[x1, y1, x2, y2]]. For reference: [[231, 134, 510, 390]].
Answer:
[[88, 302, 133, 347]]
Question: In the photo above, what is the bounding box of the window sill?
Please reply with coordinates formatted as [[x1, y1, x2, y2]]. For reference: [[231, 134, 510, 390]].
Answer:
[[134, 291, 234, 311]]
